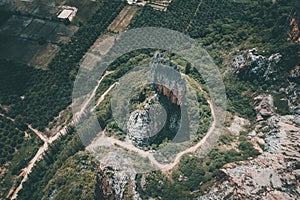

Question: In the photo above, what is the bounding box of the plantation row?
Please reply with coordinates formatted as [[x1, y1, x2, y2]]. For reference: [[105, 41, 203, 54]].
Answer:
[[0, 114, 41, 197], [4, 0, 126, 131], [130, 0, 200, 32], [0, 115, 24, 165]]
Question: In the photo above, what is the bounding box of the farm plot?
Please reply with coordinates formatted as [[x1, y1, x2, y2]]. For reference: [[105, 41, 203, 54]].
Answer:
[[0, 35, 50, 64], [108, 5, 139, 33], [64, 0, 102, 23], [0, 15, 78, 44], [0, 15, 32, 36], [0, 15, 78, 67], [8, 0, 59, 19], [48, 23, 78, 44]]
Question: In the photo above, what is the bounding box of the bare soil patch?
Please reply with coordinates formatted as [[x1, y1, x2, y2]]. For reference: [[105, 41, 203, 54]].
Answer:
[[108, 6, 139, 33]]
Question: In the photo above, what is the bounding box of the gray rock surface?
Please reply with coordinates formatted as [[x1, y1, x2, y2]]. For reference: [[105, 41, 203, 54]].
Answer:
[[198, 96, 300, 200], [127, 95, 166, 146], [294, 115, 300, 127], [254, 95, 274, 120], [232, 48, 282, 83]]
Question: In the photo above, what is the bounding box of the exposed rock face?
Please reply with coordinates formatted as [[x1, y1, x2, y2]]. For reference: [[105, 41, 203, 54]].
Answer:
[[127, 95, 167, 146], [149, 53, 186, 105], [227, 116, 250, 135], [95, 166, 114, 200], [288, 17, 300, 43], [198, 96, 300, 200], [285, 82, 300, 111], [232, 48, 282, 83], [254, 95, 274, 120], [100, 153, 137, 200], [294, 115, 300, 127], [127, 53, 186, 147]]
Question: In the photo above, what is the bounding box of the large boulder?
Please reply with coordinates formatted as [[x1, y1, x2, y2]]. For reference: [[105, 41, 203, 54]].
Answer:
[[127, 95, 166, 147]]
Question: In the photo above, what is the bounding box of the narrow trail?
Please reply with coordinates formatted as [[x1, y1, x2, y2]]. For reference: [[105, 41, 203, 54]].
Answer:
[[91, 82, 118, 112], [87, 82, 218, 173], [8, 2, 221, 197], [74, 70, 114, 122], [27, 124, 49, 143], [161, 99, 216, 172], [10, 125, 69, 200], [0, 113, 15, 122], [0, 112, 49, 143], [184, 0, 203, 33], [10, 71, 115, 200], [9, 67, 219, 199]]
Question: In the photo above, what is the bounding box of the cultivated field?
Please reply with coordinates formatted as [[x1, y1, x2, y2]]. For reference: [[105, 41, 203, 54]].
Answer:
[[108, 5, 139, 33], [0, 15, 78, 68]]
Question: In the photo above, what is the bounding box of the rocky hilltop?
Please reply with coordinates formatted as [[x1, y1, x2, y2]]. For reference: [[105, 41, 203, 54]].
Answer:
[[199, 95, 300, 199], [199, 43, 300, 199], [232, 48, 282, 83], [127, 94, 167, 146], [127, 53, 186, 147]]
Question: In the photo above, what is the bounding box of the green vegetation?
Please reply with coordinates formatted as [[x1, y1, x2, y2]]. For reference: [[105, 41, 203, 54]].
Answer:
[[94, 51, 211, 146], [1, 0, 125, 131], [0, 115, 41, 196], [41, 152, 98, 200], [0, 10, 11, 25], [219, 134, 234, 145], [95, 51, 152, 136], [0, 60, 37, 105], [2, 0, 299, 198], [130, 0, 299, 119], [18, 128, 85, 199], [138, 137, 259, 199], [0, 4, 127, 195], [132, 0, 298, 56], [224, 75, 256, 120], [0, 116, 25, 164], [130, 0, 200, 32], [274, 92, 290, 115]]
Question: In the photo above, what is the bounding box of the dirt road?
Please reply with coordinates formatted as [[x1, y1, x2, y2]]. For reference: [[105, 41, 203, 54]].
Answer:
[[87, 84, 218, 173], [10, 71, 115, 200]]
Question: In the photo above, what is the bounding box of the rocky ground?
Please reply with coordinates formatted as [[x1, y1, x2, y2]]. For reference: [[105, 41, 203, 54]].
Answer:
[[94, 47, 300, 199], [198, 95, 300, 199], [198, 46, 300, 199]]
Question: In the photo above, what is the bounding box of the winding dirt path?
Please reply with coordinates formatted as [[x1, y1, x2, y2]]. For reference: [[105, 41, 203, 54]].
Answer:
[[27, 124, 49, 143], [91, 82, 118, 112], [87, 81, 218, 173], [10, 125, 69, 200], [9, 66, 219, 199], [9, 71, 115, 200], [73, 70, 114, 123]]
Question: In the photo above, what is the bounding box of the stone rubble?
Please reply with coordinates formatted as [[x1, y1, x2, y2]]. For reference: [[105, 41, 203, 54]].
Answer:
[[232, 48, 282, 83]]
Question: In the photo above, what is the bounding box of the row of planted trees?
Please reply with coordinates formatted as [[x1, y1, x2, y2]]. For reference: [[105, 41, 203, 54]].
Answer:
[[3, 0, 126, 131]]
